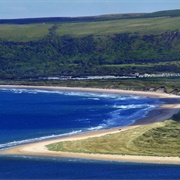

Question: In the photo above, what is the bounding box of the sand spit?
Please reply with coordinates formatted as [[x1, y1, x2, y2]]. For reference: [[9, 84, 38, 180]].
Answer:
[[0, 85, 180, 164]]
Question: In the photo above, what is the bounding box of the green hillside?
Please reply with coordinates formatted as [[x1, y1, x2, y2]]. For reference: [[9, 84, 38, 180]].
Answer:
[[0, 24, 51, 41], [0, 10, 180, 79], [56, 17, 180, 36], [1, 16, 180, 41]]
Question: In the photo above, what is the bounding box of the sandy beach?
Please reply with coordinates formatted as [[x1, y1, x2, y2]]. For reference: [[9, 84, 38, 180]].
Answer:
[[0, 85, 180, 164]]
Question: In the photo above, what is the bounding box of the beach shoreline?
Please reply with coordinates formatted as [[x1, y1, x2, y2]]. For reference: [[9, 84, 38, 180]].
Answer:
[[0, 85, 180, 164]]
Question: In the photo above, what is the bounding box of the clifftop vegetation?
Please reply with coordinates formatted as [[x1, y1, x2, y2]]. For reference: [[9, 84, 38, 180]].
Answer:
[[0, 10, 180, 79]]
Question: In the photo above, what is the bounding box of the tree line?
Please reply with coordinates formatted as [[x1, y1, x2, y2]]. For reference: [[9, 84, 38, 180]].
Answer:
[[0, 30, 180, 79]]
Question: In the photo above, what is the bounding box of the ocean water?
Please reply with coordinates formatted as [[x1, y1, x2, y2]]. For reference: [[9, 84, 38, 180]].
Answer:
[[0, 88, 179, 179]]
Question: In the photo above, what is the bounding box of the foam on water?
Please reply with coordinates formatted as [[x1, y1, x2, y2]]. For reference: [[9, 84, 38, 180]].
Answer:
[[1, 88, 142, 100], [0, 130, 82, 150], [104, 103, 158, 127], [87, 125, 106, 131], [0, 88, 162, 151]]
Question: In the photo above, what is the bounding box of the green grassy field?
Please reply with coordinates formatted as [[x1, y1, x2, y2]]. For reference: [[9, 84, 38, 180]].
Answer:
[[1, 16, 180, 41], [0, 24, 52, 41], [56, 17, 180, 36], [46, 120, 180, 157]]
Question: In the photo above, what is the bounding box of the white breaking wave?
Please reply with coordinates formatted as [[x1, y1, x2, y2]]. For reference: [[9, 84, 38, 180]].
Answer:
[[61, 91, 124, 99], [1, 88, 145, 101], [87, 98, 100, 101], [0, 88, 162, 151], [0, 130, 82, 150], [103, 103, 158, 127], [87, 125, 106, 131], [113, 104, 156, 109], [1, 88, 64, 95]]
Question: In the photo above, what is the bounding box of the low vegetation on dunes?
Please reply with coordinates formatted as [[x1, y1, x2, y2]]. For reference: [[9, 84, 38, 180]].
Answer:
[[47, 112, 180, 157]]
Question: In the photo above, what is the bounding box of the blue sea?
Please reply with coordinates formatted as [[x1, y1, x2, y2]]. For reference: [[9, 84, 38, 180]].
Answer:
[[0, 88, 180, 179]]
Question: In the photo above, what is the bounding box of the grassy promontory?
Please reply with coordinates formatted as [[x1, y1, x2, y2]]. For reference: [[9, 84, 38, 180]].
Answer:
[[47, 113, 180, 157]]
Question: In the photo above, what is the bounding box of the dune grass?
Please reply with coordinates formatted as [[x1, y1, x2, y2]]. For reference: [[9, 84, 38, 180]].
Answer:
[[133, 120, 180, 156], [47, 120, 180, 157]]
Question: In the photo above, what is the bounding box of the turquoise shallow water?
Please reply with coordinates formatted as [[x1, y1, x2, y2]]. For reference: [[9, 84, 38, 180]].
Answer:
[[1, 88, 179, 179]]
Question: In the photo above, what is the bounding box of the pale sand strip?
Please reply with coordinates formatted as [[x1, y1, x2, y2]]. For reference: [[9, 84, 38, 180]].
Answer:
[[1, 125, 180, 164], [0, 85, 180, 164]]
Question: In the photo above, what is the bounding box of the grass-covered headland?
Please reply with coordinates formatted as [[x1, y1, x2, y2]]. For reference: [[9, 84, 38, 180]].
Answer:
[[0, 10, 180, 79], [46, 112, 180, 157]]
